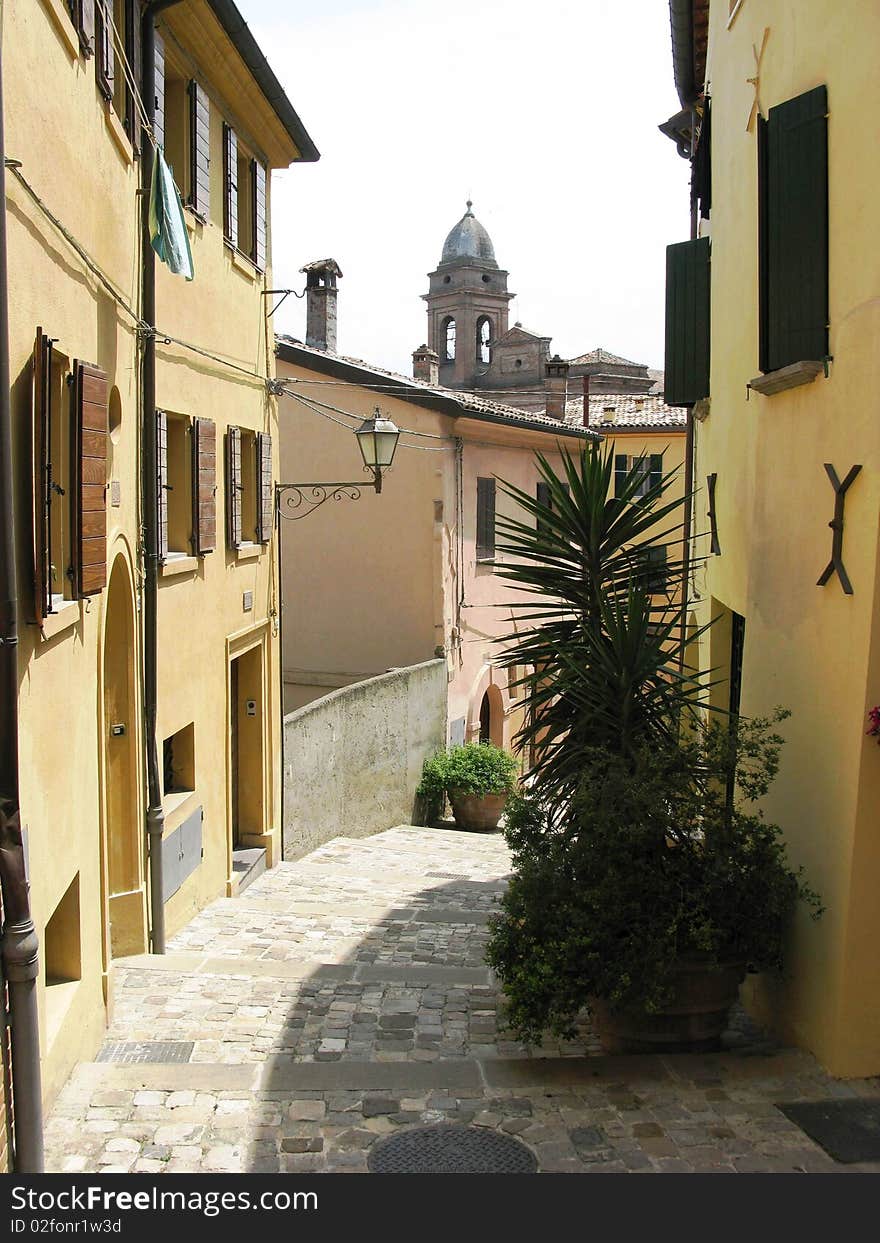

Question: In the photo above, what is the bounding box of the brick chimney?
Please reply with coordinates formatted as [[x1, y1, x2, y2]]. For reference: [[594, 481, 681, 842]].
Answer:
[[300, 258, 342, 352], [544, 355, 570, 420], [412, 344, 439, 386]]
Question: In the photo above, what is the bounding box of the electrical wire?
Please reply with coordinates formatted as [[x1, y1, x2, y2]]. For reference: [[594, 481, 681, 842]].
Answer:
[[284, 387, 452, 453], [105, 1, 159, 149]]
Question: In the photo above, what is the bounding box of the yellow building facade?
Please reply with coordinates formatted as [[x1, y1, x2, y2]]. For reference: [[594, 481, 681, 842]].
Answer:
[[2, 0, 317, 1151], [666, 0, 880, 1075]]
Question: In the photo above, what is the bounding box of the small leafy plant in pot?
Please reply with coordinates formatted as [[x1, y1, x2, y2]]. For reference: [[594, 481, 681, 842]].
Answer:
[[417, 742, 518, 831]]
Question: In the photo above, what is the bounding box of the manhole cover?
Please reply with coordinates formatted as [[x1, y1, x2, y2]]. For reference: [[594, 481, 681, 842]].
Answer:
[[96, 1041, 194, 1064], [367, 1124, 537, 1174]]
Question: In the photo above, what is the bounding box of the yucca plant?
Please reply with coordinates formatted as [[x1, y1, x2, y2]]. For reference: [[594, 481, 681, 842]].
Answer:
[[492, 441, 710, 799]]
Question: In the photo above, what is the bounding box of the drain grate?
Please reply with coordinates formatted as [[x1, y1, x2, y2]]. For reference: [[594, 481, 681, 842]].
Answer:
[[777, 1098, 880, 1163], [96, 1041, 194, 1065], [368, 1124, 537, 1174], [426, 872, 472, 881]]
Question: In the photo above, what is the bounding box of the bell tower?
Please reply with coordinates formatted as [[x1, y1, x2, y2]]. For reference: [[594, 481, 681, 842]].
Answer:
[[422, 202, 514, 390]]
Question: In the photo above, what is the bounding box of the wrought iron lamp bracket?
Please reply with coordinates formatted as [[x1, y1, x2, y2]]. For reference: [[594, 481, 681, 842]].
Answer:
[[275, 472, 381, 521]]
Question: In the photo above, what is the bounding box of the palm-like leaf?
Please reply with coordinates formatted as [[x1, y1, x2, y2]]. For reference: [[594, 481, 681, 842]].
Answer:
[[492, 441, 713, 799]]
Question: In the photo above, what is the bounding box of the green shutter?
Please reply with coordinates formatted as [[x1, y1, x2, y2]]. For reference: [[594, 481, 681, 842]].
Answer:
[[614, 455, 629, 498], [536, 481, 551, 535], [761, 85, 828, 372], [664, 237, 710, 407], [476, 477, 495, 560]]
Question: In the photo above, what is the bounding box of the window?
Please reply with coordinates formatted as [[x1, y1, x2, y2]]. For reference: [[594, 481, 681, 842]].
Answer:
[[95, 1, 139, 142], [32, 329, 108, 622], [163, 723, 195, 797], [442, 317, 456, 362], [222, 123, 267, 268], [614, 454, 662, 500], [158, 412, 193, 559], [640, 545, 668, 595], [758, 86, 828, 374], [476, 316, 492, 365], [664, 236, 710, 406], [476, 477, 495, 561], [226, 428, 272, 550], [159, 52, 210, 217], [157, 413, 216, 561]]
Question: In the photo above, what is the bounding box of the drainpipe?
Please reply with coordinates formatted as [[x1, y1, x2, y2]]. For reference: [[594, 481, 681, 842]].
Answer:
[[141, 1, 183, 954], [0, 35, 45, 1172], [679, 102, 698, 672]]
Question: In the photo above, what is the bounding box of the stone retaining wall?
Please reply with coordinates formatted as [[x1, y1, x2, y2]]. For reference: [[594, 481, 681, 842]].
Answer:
[[282, 659, 447, 859]]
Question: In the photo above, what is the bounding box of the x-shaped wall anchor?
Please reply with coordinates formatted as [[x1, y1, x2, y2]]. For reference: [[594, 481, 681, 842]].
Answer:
[[817, 463, 862, 595], [746, 27, 770, 132], [707, 472, 721, 556]]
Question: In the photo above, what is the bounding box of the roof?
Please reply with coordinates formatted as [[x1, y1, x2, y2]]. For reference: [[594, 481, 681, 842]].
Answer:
[[565, 393, 687, 431], [439, 202, 497, 268], [669, 0, 709, 108], [568, 346, 644, 368], [206, 0, 319, 162], [275, 336, 598, 440]]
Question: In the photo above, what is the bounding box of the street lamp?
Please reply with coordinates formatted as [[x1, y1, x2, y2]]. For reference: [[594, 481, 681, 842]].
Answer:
[[276, 408, 400, 521], [354, 411, 400, 493]]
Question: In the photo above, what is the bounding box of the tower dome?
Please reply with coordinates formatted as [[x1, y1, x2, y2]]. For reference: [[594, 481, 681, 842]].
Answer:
[[440, 201, 497, 266]]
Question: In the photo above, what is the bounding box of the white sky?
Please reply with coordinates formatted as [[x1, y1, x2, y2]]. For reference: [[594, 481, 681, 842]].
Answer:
[[235, 0, 690, 376]]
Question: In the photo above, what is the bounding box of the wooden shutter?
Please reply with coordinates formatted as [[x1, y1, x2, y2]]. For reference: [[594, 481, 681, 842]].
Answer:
[[664, 236, 710, 407], [223, 124, 238, 244], [614, 454, 629, 498], [191, 418, 216, 555], [536, 481, 551, 536], [644, 545, 668, 594], [123, 0, 141, 146], [226, 426, 242, 549], [153, 31, 166, 148], [254, 160, 267, 271], [188, 80, 211, 217], [76, 1, 96, 56], [95, 0, 114, 101], [31, 329, 52, 627], [156, 410, 168, 560], [73, 361, 108, 596], [256, 432, 273, 543], [760, 85, 828, 372], [476, 477, 495, 560]]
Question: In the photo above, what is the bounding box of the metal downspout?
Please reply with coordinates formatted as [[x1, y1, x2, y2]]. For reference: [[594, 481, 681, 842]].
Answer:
[[0, 28, 45, 1173], [679, 103, 699, 673], [141, 0, 183, 954]]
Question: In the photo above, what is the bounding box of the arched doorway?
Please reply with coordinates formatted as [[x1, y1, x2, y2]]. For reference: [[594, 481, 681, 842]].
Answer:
[[477, 684, 504, 747], [102, 555, 146, 958]]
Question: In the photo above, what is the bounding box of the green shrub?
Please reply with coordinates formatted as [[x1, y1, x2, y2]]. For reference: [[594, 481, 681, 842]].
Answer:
[[417, 743, 518, 820], [485, 712, 822, 1044]]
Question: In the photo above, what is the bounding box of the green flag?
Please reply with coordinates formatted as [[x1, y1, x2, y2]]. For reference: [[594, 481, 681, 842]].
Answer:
[[149, 147, 194, 281]]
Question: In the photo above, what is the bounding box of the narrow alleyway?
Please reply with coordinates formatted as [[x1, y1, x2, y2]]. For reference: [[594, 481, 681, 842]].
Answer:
[[45, 826, 880, 1173]]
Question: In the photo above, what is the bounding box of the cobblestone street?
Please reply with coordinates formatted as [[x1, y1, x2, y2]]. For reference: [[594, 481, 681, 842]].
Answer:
[[45, 826, 880, 1174]]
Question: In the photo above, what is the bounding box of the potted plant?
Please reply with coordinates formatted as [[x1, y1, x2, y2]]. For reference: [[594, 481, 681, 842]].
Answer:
[[487, 716, 822, 1052], [417, 742, 518, 831], [482, 443, 821, 1051]]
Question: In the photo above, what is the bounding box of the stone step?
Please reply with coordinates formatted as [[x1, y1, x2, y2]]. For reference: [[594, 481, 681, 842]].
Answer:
[[231, 847, 266, 895], [115, 952, 494, 987]]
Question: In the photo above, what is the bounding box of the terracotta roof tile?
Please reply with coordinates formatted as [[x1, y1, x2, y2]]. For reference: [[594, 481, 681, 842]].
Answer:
[[565, 393, 687, 431]]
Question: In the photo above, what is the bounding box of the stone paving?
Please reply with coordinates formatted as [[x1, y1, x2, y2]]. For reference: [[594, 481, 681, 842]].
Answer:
[[45, 825, 880, 1174]]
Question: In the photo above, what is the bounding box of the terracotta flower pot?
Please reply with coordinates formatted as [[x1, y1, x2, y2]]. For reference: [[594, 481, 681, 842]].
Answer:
[[590, 960, 745, 1054], [448, 789, 509, 832]]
